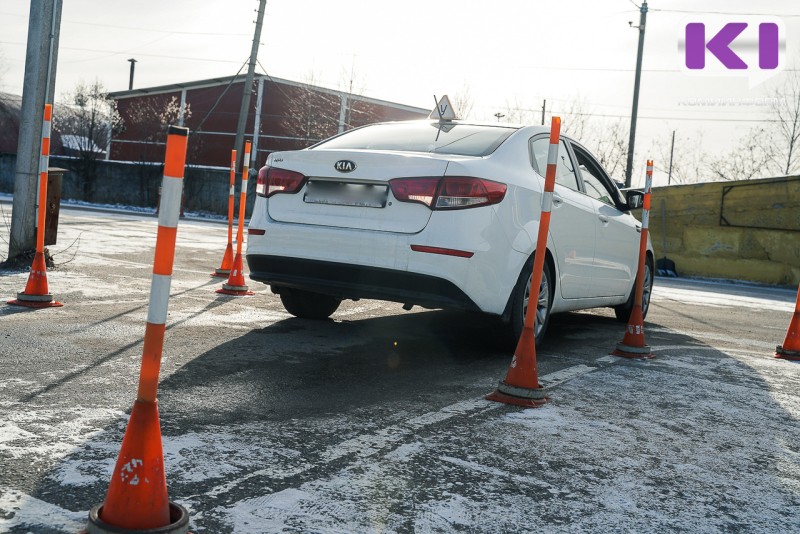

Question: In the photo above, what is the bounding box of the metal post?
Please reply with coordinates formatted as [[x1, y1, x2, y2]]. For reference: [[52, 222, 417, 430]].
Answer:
[[8, 0, 62, 260], [233, 0, 267, 170], [178, 88, 187, 126], [541, 99, 546, 126], [624, 0, 648, 188], [251, 78, 265, 167], [338, 93, 348, 134], [667, 130, 675, 185], [128, 58, 137, 91]]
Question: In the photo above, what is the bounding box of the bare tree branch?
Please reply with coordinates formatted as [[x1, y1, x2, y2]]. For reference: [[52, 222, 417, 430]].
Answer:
[[649, 131, 709, 184], [769, 69, 800, 175], [281, 73, 340, 144], [124, 95, 192, 163], [54, 80, 122, 197], [707, 126, 775, 181], [452, 85, 474, 120]]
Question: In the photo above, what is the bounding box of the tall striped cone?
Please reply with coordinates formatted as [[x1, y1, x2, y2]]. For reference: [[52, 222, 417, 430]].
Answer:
[[217, 140, 254, 296], [486, 117, 562, 408], [212, 149, 237, 277], [776, 285, 800, 361], [87, 126, 190, 533], [8, 103, 62, 309], [612, 160, 655, 359]]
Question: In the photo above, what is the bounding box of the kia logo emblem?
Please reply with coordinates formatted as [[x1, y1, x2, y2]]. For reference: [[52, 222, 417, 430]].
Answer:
[[334, 160, 356, 173]]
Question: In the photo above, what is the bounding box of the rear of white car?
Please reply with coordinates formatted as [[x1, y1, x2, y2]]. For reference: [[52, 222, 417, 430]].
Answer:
[[246, 120, 652, 344], [246, 124, 528, 316]]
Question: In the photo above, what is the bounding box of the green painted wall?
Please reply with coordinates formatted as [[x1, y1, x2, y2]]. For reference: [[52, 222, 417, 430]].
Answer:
[[642, 176, 800, 286]]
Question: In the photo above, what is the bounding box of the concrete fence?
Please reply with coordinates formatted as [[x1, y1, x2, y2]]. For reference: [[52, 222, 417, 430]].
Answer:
[[2, 154, 798, 286], [643, 175, 800, 286], [0, 153, 256, 216]]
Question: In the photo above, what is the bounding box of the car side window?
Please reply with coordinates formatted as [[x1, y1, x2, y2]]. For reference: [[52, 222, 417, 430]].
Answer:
[[530, 138, 580, 191], [572, 145, 619, 207], [579, 165, 615, 206]]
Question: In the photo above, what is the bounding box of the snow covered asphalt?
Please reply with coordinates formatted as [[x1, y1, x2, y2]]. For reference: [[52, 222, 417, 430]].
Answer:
[[0, 204, 798, 533]]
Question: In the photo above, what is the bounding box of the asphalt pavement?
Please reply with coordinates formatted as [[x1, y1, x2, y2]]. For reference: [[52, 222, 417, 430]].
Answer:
[[0, 205, 798, 533]]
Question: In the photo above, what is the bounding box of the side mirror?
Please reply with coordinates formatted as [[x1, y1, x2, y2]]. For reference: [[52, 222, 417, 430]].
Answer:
[[625, 190, 644, 210]]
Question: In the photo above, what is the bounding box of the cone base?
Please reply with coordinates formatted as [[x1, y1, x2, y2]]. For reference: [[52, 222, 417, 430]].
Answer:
[[210, 269, 230, 278], [611, 344, 655, 359], [87, 501, 190, 534], [776, 345, 800, 361], [101, 400, 170, 529], [216, 287, 254, 296], [8, 297, 63, 308], [486, 389, 549, 408], [486, 379, 548, 407]]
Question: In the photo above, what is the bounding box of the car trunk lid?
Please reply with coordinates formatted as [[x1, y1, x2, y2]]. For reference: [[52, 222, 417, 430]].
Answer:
[[266, 150, 450, 234]]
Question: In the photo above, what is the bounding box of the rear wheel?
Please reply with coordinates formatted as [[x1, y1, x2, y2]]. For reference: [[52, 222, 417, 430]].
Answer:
[[614, 258, 654, 323], [278, 288, 341, 319], [509, 255, 554, 347]]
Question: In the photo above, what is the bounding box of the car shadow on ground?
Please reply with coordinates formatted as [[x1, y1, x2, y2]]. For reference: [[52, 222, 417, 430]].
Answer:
[[11, 308, 799, 533]]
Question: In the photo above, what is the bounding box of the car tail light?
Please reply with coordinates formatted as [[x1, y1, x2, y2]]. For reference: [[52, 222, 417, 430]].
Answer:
[[435, 177, 506, 209], [389, 177, 506, 210], [257, 166, 307, 197], [387, 178, 439, 207]]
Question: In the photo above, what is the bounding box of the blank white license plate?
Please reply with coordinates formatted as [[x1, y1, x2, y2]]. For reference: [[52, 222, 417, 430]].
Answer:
[[303, 181, 388, 208]]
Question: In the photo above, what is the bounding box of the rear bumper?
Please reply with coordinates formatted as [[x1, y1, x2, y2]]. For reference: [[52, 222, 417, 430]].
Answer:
[[245, 195, 524, 315], [247, 254, 482, 312]]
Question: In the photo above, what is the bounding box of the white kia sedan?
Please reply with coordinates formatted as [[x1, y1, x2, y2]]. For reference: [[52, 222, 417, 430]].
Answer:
[[246, 120, 653, 345]]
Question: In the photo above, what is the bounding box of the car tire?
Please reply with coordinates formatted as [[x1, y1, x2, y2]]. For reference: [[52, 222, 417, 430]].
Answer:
[[279, 288, 342, 320], [614, 257, 654, 323], [509, 255, 554, 348]]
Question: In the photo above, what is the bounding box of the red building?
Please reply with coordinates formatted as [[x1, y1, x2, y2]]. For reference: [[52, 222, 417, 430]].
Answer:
[[109, 74, 428, 168]]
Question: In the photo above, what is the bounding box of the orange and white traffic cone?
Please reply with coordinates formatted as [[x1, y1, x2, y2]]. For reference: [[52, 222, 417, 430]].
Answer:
[[612, 305, 653, 358], [9, 251, 63, 308], [86, 126, 191, 534], [212, 149, 237, 278], [486, 316, 549, 408], [217, 141, 254, 296], [776, 285, 800, 361], [486, 117, 563, 408], [8, 104, 62, 309], [95, 400, 172, 528], [217, 252, 253, 296], [612, 160, 655, 359], [213, 243, 234, 278]]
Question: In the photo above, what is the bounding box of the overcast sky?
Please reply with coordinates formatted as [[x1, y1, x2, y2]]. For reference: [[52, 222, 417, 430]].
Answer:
[[1, 0, 799, 186]]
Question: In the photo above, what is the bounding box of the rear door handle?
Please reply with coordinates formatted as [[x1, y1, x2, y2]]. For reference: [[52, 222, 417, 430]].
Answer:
[[598, 214, 609, 224], [552, 195, 563, 207]]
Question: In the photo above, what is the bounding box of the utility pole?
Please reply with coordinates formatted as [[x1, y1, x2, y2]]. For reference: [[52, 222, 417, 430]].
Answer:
[[494, 112, 505, 122], [667, 130, 675, 185], [233, 0, 267, 172], [8, 0, 62, 261], [127, 58, 137, 90], [624, 0, 648, 188], [541, 99, 546, 126]]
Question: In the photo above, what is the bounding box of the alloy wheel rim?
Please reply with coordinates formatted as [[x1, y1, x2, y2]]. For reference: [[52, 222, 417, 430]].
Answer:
[[523, 273, 549, 337], [642, 263, 652, 316]]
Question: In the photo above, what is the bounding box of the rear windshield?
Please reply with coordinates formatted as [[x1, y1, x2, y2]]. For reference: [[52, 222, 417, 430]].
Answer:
[[313, 122, 518, 157]]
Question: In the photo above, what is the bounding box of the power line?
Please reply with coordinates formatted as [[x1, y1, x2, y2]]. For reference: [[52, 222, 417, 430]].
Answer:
[[63, 20, 251, 36], [650, 8, 800, 17], [0, 41, 244, 64], [543, 110, 778, 123], [0, 11, 251, 35], [193, 60, 249, 133]]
